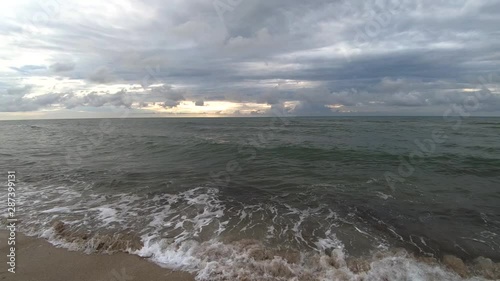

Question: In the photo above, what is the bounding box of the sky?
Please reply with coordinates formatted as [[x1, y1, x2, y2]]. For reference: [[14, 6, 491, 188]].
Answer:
[[0, 0, 499, 119]]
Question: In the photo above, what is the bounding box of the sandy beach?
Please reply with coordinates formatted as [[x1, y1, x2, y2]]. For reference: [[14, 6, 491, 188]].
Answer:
[[0, 231, 194, 281]]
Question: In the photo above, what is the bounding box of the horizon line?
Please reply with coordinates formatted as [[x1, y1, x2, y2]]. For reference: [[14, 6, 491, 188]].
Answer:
[[1, 115, 499, 122]]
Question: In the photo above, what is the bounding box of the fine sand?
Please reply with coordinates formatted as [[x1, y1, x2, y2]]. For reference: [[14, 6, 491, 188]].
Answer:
[[0, 231, 194, 281]]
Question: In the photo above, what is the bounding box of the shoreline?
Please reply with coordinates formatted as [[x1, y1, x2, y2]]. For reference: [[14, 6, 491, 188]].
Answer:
[[2, 229, 500, 280], [0, 230, 194, 281]]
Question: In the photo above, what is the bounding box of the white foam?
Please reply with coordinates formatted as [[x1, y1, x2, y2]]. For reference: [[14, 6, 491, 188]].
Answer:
[[41, 207, 72, 213], [315, 230, 343, 253], [9, 184, 497, 281], [133, 237, 487, 281], [136, 235, 200, 271], [375, 191, 393, 200], [92, 207, 119, 225], [364, 256, 486, 281]]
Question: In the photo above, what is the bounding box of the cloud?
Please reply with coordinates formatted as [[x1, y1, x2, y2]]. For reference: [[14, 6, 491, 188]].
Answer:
[[162, 100, 180, 108], [10, 65, 47, 74], [49, 62, 75, 72], [385, 91, 427, 107], [291, 101, 333, 116], [0, 0, 499, 117], [87, 67, 117, 84]]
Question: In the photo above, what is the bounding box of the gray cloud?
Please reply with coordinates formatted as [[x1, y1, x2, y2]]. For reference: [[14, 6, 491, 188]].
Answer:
[[1, 0, 499, 117], [49, 61, 75, 72], [87, 67, 116, 84], [10, 65, 46, 74]]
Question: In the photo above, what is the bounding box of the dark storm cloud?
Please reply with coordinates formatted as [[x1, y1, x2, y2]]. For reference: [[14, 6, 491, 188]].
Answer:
[[0, 90, 134, 112], [1, 0, 499, 116]]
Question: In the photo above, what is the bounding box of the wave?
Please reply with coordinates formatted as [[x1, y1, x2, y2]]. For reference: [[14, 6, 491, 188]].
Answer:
[[4, 182, 499, 280], [30, 221, 500, 280], [41, 221, 142, 253], [136, 238, 490, 281]]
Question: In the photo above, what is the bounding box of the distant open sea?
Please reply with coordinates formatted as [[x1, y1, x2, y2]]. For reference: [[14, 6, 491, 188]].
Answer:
[[1, 117, 499, 280]]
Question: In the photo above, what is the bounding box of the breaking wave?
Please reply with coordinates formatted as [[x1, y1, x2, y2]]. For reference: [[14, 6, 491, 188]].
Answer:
[[3, 182, 499, 281]]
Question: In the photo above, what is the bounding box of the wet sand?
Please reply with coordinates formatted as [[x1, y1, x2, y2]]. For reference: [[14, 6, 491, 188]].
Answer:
[[0, 231, 194, 281]]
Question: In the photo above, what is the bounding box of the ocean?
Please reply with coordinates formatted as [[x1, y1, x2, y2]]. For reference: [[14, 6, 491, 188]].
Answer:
[[1, 117, 499, 280]]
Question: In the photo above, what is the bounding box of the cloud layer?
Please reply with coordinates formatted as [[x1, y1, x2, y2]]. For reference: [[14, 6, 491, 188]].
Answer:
[[1, 0, 499, 118]]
